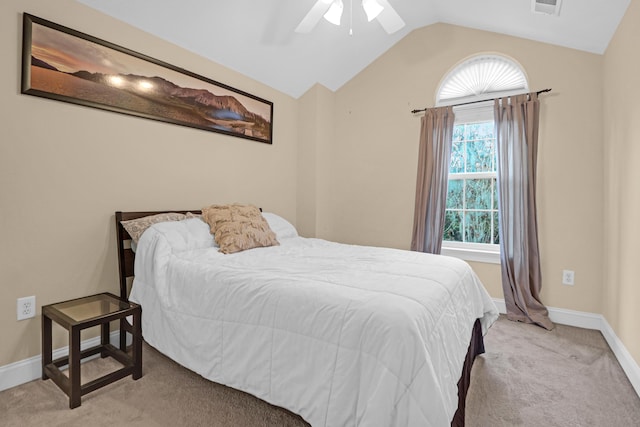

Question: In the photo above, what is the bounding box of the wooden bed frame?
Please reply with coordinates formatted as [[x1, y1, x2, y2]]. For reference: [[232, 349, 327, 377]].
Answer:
[[114, 210, 483, 427]]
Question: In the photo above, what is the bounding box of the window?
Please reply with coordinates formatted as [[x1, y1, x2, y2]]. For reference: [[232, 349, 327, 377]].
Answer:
[[436, 54, 528, 106], [445, 118, 498, 246], [436, 54, 528, 263]]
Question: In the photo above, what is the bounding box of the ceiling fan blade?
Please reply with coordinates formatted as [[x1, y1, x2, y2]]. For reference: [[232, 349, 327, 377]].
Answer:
[[376, 0, 406, 34], [295, 0, 333, 33]]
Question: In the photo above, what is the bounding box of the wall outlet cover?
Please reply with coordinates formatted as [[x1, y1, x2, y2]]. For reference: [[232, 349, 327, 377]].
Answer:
[[17, 296, 36, 320]]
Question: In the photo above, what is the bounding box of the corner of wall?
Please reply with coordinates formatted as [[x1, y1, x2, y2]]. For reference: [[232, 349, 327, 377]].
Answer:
[[296, 84, 336, 238]]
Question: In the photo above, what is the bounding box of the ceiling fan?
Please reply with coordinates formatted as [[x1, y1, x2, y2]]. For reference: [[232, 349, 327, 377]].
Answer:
[[295, 0, 406, 35]]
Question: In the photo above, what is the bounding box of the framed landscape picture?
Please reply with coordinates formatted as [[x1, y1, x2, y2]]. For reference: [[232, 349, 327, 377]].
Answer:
[[21, 13, 273, 144]]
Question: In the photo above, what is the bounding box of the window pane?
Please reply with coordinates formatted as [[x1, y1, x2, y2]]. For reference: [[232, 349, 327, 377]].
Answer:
[[444, 211, 463, 242], [464, 123, 482, 141], [465, 179, 492, 209], [450, 141, 465, 173], [493, 211, 500, 245], [464, 212, 492, 243], [466, 139, 495, 172], [446, 180, 463, 209], [492, 178, 498, 209], [465, 141, 478, 173], [477, 121, 494, 140], [453, 124, 465, 142]]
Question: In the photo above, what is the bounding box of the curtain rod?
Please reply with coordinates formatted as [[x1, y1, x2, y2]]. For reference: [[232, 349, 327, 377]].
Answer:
[[410, 88, 552, 114]]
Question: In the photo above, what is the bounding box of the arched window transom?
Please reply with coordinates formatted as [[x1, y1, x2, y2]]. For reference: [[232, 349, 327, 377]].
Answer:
[[436, 55, 528, 106]]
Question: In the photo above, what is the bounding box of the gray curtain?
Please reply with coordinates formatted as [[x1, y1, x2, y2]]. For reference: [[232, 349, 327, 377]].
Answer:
[[495, 93, 554, 330], [411, 106, 455, 253]]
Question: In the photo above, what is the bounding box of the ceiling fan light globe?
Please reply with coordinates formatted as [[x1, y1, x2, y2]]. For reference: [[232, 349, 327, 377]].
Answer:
[[362, 0, 384, 22], [323, 0, 344, 25]]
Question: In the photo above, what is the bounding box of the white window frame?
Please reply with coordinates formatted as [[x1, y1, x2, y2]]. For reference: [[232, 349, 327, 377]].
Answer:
[[441, 102, 500, 264]]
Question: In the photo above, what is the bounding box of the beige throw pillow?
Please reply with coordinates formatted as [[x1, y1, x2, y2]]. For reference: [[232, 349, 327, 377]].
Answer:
[[201, 204, 279, 254]]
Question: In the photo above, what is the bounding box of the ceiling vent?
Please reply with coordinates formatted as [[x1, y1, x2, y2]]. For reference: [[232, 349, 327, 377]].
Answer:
[[532, 0, 562, 16]]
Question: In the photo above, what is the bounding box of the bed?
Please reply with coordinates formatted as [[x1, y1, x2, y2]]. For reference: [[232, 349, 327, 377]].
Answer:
[[115, 209, 498, 427]]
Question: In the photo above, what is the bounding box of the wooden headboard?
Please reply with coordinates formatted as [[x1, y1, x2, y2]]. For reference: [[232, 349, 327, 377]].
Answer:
[[115, 210, 201, 300]]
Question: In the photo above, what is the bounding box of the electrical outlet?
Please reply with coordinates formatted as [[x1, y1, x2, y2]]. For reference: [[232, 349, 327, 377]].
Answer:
[[562, 270, 575, 286], [17, 296, 36, 320]]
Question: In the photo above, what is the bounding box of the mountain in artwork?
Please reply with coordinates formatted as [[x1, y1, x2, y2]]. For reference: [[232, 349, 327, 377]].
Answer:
[[30, 55, 270, 140]]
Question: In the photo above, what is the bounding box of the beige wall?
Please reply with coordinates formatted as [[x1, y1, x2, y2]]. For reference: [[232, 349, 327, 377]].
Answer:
[[603, 0, 640, 366], [2, 0, 636, 373], [0, 1, 299, 366], [315, 23, 605, 315]]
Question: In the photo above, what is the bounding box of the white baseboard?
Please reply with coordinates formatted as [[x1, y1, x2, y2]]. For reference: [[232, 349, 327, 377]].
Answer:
[[492, 298, 640, 398], [0, 331, 122, 393], [599, 319, 640, 398]]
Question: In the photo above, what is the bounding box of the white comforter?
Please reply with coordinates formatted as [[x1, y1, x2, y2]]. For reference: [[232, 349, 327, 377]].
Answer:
[[130, 215, 498, 427]]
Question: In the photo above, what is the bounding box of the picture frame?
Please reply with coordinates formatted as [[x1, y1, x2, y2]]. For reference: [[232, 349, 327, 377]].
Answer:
[[21, 13, 273, 144]]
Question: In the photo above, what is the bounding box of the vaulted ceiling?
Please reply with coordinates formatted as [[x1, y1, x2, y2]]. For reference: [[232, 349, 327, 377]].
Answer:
[[77, 0, 631, 98]]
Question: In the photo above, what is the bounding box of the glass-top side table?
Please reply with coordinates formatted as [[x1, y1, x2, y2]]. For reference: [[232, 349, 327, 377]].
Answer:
[[42, 292, 142, 408]]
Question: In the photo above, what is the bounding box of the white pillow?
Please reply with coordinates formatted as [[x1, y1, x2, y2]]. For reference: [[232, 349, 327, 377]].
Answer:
[[262, 212, 299, 240], [148, 217, 217, 252]]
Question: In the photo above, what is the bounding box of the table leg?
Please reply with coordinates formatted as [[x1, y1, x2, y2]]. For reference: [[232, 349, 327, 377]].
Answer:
[[119, 318, 127, 351], [101, 321, 110, 358], [41, 313, 52, 380], [68, 326, 81, 409], [132, 307, 142, 380]]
